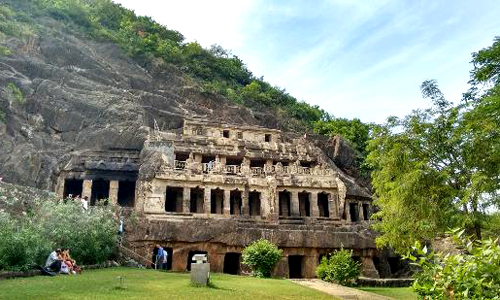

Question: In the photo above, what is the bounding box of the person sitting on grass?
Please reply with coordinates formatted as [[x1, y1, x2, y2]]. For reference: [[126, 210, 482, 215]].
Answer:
[[62, 248, 81, 274], [45, 248, 63, 273]]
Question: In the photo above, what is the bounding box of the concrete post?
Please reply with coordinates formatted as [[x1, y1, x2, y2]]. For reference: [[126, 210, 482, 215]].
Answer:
[[204, 188, 211, 216], [223, 190, 231, 216], [311, 192, 319, 218], [82, 179, 92, 200], [183, 187, 191, 213], [290, 191, 300, 217], [109, 180, 119, 206]]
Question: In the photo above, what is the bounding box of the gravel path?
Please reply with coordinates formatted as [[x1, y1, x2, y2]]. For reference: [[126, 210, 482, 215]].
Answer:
[[291, 279, 393, 300]]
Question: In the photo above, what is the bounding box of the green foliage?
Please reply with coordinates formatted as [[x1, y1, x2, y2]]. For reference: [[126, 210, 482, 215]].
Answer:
[[405, 229, 500, 299], [315, 248, 361, 285], [242, 239, 283, 278], [314, 116, 372, 174], [0, 46, 11, 56], [6, 82, 24, 104], [0, 183, 118, 271], [367, 38, 500, 253]]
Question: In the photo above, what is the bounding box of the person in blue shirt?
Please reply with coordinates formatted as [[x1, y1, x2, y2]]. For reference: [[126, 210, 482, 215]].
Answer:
[[155, 245, 168, 270]]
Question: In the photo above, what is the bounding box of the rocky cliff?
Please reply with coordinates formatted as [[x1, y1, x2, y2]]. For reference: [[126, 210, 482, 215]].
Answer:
[[0, 9, 369, 197]]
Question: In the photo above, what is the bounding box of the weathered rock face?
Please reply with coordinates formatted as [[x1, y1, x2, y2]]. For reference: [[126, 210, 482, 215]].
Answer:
[[0, 18, 267, 190]]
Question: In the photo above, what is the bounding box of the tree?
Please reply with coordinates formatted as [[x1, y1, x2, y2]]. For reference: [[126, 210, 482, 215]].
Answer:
[[367, 38, 500, 253], [241, 239, 282, 278], [314, 117, 371, 157]]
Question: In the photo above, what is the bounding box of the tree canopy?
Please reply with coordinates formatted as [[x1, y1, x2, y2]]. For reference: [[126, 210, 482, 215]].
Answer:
[[367, 37, 500, 253]]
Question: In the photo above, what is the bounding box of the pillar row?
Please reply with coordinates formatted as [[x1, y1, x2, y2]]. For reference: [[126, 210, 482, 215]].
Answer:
[[109, 180, 119, 205], [82, 179, 92, 200], [290, 191, 300, 217], [311, 193, 319, 218], [183, 187, 191, 213]]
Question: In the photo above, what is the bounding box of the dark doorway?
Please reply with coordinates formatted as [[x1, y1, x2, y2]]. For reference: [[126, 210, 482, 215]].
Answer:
[[187, 250, 208, 271], [298, 192, 310, 217], [318, 193, 329, 217], [288, 255, 303, 278], [91, 179, 110, 206], [350, 202, 359, 222], [190, 187, 204, 213], [211, 189, 224, 214], [362, 203, 370, 220], [249, 191, 261, 216], [64, 179, 83, 198], [165, 187, 183, 212], [230, 190, 242, 215], [279, 191, 291, 217], [118, 181, 136, 207], [223, 253, 241, 275]]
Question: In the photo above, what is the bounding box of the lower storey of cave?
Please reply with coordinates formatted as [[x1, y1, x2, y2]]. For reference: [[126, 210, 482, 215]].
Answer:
[[127, 241, 382, 278]]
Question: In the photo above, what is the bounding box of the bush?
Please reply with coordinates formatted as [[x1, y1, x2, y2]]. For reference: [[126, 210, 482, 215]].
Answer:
[[406, 229, 500, 299], [242, 239, 282, 278], [315, 248, 361, 285], [0, 185, 118, 271]]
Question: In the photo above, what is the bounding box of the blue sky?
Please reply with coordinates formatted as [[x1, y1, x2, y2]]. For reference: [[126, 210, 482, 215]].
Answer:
[[114, 0, 500, 123]]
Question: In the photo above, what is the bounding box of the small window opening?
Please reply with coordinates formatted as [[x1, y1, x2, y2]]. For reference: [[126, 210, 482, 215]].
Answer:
[[64, 179, 83, 198], [349, 202, 359, 222], [175, 153, 189, 161], [279, 191, 291, 217], [222, 130, 230, 138], [318, 192, 330, 217], [165, 187, 183, 212], [250, 160, 265, 168], [362, 203, 370, 220], [210, 189, 224, 214], [298, 192, 311, 217], [118, 181, 136, 207], [265, 134, 271, 142], [249, 191, 261, 216]]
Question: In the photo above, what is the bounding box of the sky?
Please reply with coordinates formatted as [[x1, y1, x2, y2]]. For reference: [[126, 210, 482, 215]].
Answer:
[[113, 0, 500, 123]]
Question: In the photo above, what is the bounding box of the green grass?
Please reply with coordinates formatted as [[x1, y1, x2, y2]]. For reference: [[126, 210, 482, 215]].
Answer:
[[358, 287, 418, 300], [0, 268, 332, 300]]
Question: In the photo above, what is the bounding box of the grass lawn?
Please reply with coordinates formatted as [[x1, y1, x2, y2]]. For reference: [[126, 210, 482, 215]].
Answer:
[[358, 287, 418, 300], [0, 267, 333, 300]]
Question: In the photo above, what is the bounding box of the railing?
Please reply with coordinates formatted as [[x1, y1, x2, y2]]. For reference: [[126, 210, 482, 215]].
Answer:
[[174, 160, 186, 170], [225, 165, 241, 174], [251, 167, 264, 175]]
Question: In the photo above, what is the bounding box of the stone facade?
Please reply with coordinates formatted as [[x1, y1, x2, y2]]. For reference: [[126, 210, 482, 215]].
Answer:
[[56, 118, 378, 278]]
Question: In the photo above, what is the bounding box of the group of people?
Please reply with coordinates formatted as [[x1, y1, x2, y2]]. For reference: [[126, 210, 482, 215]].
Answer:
[[45, 248, 81, 275], [66, 194, 89, 210]]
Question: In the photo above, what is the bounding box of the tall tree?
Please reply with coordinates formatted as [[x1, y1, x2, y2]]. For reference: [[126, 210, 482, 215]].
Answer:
[[367, 37, 500, 253]]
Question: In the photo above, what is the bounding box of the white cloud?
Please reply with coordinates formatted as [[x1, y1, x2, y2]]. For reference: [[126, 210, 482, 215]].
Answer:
[[113, 0, 255, 49]]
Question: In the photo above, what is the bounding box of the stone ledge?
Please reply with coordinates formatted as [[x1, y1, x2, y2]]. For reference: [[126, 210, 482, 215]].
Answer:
[[0, 261, 120, 280], [357, 276, 414, 287]]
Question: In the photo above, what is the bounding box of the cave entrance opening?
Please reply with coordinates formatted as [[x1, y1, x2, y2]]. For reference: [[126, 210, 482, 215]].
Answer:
[[118, 180, 135, 207], [279, 190, 291, 217], [64, 179, 83, 199], [90, 179, 110, 206], [230, 190, 242, 215], [318, 192, 329, 217], [190, 187, 204, 213], [223, 253, 241, 275], [288, 255, 304, 278], [249, 191, 261, 216], [298, 192, 311, 217], [165, 187, 183, 212]]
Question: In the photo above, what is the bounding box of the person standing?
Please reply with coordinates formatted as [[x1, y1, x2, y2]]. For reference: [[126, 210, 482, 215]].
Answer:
[[155, 245, 168, 270]]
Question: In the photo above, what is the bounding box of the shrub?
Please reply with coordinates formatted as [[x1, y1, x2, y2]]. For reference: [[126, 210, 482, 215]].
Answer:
[[242, 239, 282, 278], [315, 248, 361, 285], [0, 184, 118, 271], [405, 229, 500, 300], [5, 83, 24, 104]]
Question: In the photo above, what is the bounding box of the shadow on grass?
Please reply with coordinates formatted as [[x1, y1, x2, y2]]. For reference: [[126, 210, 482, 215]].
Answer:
[[189, 281, 234, 291]]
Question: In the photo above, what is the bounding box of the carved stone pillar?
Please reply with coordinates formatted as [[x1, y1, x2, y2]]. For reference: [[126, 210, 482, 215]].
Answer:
[[290, 191, 300, 217], [329, 192, 337, 218], [82, 179, 92, 200], [204, 188, 211, 216], [223, 190, 231, 216], [311, 192, 319, 218], [361, 257, 380, 278], [109, 180, 119, 206], [242, 188, 249, 216], [183, 187, 191, 213]]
